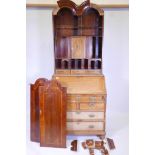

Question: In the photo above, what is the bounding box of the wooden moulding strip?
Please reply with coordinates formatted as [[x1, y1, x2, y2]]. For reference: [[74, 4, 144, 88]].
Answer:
[[67, 119, 104, 122], [26, 3, 129, 9], [26, 3, 56, 8]]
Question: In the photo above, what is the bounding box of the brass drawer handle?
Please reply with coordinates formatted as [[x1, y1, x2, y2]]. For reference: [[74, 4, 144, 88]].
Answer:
[[76, 96, 81, 101], [89, 102, 95, 107], [88, 125, 94, 129], [89, 114, 95, 118]]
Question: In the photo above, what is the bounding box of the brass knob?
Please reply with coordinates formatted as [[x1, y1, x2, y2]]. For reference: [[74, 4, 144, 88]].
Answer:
[[76, 96, 81, 101], [89, 102, 95, 107], [88, 125, 94, 129], [89, 114, 95, 118]]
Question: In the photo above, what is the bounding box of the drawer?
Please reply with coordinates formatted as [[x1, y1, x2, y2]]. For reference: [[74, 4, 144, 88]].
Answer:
[[67, 122, 104, 131], [67, 95, 105, 103], [80, 103, 105, 111], [85, 70, 101, 75], [55, 69, 70, 74], [67, 103, 77, 111], [67, 112, 104, 120], [71, 70, 101, 75]]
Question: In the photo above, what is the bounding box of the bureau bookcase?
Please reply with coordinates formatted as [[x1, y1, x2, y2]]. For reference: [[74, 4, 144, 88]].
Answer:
[[30, 0, 107, 148], [53, 0, 107, 136]]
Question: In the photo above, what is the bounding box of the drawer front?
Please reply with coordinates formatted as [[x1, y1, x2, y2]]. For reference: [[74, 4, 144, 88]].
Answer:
[[67, 95, 105, 103], [67, 112, 104, 120], [56, 70, 70, 74], [71, 70, 101, 75], [80, 103, 105, 111], [67, 103, 77, 111], [71, 70, 86, 75], [67, 122, 104, 131]]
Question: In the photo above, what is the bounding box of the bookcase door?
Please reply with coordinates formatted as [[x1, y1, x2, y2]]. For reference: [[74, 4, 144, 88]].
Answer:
[[30, 78, 48, 142], [39, 80, 67, 148]]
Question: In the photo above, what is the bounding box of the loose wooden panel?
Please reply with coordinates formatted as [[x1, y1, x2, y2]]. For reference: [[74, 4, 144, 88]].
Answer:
[[67, 112, 104, 121], [39, 80, 67, 148], [53, 76, 107, 94], [67, 122, 104, 131], [30, 78, 48, 142]]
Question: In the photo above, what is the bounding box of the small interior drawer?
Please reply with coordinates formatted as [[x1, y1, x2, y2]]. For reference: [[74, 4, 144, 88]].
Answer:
[[67, 95, 105, 103], [56, 69, 70, 74], [67, 122, 104, 131], [71, 70, 101, 75], [67, 103, 77, 111], [67, 112, 104, 120], [80, 103, 105, 111]]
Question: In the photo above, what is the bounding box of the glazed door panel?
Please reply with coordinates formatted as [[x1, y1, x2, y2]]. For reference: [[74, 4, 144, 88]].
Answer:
[[39, 80, 67, 148]]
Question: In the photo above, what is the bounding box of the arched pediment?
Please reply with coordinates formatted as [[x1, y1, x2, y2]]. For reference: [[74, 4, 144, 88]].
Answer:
[[53, 0, 103, 16]]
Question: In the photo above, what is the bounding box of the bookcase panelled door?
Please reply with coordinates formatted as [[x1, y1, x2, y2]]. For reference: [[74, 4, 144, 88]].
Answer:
[[39, 80, 67, 148], [30, 78, 48, 142]]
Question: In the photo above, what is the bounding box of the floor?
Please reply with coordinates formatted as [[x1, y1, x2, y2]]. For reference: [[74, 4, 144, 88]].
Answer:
[[26, 112, 128, 155]]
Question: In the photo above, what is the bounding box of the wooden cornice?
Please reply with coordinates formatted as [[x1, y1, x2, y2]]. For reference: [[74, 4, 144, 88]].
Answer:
[[26, 3, 129, 9]]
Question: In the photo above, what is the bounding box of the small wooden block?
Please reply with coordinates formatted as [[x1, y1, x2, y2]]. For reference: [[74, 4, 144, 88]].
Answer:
[[86, 139, 94, 148], [107, 138, 115, 150], [89, 148, 94, 155], [95, 141, 104, 149], [82, 142, 87, 149], [71, 140, 77, 151], [101, 148, 109, 155], [104, 149, 109, 155]]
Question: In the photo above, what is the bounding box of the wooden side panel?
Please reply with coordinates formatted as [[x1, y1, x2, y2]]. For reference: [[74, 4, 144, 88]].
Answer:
[[30, 78, 48, 142], [39, 80, 67, 148]]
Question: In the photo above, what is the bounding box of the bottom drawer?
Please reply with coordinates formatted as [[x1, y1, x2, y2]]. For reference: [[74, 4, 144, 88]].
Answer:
[[67, 122, 104, 131]]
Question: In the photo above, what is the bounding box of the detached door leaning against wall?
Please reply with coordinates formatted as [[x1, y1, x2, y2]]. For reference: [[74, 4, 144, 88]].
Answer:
[[39, 80, 67, 148]]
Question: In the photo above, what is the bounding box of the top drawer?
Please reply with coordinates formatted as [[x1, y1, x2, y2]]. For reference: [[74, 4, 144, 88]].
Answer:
[[67, 95, 106, 103]]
